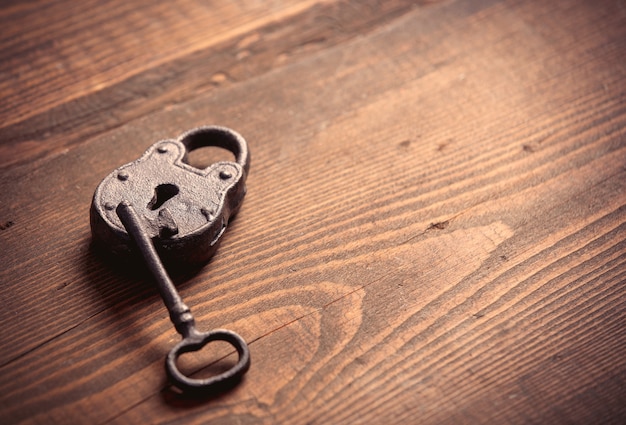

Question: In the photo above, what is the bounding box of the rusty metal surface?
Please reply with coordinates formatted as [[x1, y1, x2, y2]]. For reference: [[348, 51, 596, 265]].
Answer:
[[90, 126, 251, 393]]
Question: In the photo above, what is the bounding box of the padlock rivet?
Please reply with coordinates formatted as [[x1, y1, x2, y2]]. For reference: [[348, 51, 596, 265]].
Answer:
[[157, 146, 168, 153], [219, 170, 232, 180], [117, 171, 129, 181], [104, 202, 116, 211]]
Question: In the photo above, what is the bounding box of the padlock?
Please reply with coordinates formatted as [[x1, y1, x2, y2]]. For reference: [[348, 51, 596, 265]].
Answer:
[[90, 126, 250, 265]]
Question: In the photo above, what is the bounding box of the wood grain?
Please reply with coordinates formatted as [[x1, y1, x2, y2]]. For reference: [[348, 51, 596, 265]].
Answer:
[[0, 0, 420, 170], [0, 0, 625, 424]]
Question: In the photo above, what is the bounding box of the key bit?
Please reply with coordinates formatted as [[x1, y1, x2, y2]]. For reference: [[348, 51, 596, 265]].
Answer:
[[157, 208, 179, 238]]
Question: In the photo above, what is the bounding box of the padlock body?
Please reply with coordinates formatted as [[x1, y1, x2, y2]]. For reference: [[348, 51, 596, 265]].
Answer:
[[90, 127, 248, 265]]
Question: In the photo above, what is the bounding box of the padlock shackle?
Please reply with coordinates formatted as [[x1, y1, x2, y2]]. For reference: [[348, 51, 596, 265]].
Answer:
[[178, 126, 250, 173]]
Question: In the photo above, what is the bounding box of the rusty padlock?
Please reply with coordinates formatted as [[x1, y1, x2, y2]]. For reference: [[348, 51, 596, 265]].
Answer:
[[91, 126, 249, 265]]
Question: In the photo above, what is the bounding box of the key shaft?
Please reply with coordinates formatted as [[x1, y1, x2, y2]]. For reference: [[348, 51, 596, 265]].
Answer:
[[116, 201, 197, 338]]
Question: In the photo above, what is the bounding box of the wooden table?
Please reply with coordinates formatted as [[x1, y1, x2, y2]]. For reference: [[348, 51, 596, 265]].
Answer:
[[1, 0, 624, 423]]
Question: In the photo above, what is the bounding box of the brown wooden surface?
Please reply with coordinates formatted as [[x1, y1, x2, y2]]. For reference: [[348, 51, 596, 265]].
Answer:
[[1, 0, 625, 423]]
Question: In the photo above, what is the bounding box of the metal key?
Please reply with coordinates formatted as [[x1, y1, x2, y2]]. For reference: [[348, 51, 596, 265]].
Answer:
[[90, 126, 251, 392]]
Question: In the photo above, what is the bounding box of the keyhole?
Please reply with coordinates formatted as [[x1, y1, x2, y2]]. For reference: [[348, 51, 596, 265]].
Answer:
[[147, 184, 179, 210]]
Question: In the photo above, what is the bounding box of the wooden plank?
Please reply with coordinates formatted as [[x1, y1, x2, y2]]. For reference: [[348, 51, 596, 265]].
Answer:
[[0, 0, 421, 170], [0, 0, 318, 127], [0, 0, 625, 423]]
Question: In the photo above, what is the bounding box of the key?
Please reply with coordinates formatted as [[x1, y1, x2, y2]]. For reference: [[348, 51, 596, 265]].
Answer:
[[90, 126, 251, 392]]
